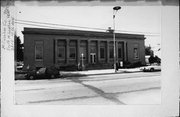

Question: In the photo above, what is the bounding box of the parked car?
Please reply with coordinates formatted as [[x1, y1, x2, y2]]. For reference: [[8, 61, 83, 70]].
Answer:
[[140, 63, 161, 72], [25, 67, 61, 80], [17, 65, 23, 70], [16, 62, 24, 70]]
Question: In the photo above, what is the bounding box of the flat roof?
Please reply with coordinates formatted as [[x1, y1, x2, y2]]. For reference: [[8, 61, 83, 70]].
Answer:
[[22, 27, 145, 40]]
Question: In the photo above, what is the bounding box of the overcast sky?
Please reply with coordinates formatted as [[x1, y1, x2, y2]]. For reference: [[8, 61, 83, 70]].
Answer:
[[15, 2, 161, 49]]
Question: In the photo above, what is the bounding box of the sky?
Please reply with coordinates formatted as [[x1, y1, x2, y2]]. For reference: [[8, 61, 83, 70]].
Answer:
[[15, 2, 161, 55]]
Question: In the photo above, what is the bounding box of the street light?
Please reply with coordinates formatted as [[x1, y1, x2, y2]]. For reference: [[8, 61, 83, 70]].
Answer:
[[113, 6, 121, 73]]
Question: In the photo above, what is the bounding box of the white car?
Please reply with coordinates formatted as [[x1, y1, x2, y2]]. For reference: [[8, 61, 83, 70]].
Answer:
[[16, 62, 24, 70], [140, 63, 161, 72]]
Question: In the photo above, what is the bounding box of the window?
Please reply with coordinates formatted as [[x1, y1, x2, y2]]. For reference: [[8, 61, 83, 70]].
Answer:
[[109, 47, 114, 59], [80, 41, 87, 60], [69, 40, 76, 60], [118, 48, 122, 58], [134, 48, 139, 59], [69, 47, 76, 59], [57, 47, 65, 59], [90, 47, 96, 53], [100, 47, 105, 59], [35, 41, 43, 61], [134, 43, 139, 59], [56, 40, 65, 60], [100, 41, 106, 59]]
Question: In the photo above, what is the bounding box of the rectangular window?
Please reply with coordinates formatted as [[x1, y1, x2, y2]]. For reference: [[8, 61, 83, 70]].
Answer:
[[69, 40, 76, 60], [118, 48, 122, 58], [134, 48, 139, 59], [57, 47, 65, 59], [100, 47, 105, 59], [90, 47, 96, 53], [109, 47, 114, 59], [35, 41, 43, 61], [56, 40, 65, 60], [69, 47, 76, 59], [134, 43, 139, 59], [80, 41, 87, 60]]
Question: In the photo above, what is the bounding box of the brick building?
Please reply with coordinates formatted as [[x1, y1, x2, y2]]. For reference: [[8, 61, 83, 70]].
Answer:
[[22, 28, 146, 70]]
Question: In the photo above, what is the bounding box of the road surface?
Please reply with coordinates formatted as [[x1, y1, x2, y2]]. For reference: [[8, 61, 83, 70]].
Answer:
[[15, 72, 161, 105]]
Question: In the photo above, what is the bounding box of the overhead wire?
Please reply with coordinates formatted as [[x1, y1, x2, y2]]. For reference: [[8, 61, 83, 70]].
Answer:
[[15, 19, 160, 36], [15, 19, 106, 31], [15, 22, 67, 30]]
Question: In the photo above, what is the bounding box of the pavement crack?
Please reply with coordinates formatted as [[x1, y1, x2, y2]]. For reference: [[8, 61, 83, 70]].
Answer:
[[71, 78, 125, 105], [26, 87, 160, 104], [28, 95, 98, 104]]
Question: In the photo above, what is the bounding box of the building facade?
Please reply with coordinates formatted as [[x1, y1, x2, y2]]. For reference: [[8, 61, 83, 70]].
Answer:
[[23, 28, 146, 70]]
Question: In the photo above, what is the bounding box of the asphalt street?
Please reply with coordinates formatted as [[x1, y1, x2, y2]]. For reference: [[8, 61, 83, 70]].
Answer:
[[15, 72, 161, 105]]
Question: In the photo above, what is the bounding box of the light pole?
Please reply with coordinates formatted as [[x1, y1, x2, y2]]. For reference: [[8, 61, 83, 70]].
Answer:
[[81, 53, 84, 70], [113, 6, 121, 73]]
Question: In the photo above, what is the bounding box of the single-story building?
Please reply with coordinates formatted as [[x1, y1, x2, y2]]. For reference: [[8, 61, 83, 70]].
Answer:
[[22, 27, 146, 70]]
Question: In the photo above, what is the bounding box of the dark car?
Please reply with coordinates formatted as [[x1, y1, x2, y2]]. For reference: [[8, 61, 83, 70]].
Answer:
[[25, 67, 61, 80]]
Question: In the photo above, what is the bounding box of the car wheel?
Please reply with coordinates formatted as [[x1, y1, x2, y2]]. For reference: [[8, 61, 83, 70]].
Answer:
[[143, 68, 146, 72], [29, 75, 34, 80], [50, 74, 55, 79], [150, 68, 154, 72]]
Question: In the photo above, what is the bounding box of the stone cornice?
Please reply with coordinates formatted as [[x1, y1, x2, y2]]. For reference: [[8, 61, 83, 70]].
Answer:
[[22, 27, 145, 40]]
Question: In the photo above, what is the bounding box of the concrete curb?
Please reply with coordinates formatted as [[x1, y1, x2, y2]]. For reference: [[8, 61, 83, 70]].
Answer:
[[15, 69, 142, 80], [61, 70, 141, 78]]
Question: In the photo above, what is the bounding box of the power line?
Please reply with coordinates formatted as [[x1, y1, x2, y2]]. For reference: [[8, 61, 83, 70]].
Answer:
[[15, 19, 160, 36], [15, 19, 106, 31], [15, 22, 67, 30]]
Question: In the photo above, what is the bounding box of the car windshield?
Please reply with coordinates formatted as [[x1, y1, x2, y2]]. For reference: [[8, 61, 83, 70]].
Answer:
[[38, 68, 46, 73]]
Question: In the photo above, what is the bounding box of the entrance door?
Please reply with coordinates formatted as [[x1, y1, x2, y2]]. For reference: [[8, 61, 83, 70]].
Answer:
[[90, 53, 96, 64]]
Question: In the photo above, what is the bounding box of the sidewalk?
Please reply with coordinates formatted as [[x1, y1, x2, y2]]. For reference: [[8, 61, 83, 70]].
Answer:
[[15, 68, 141, 80], [61, 68, 141, 78]]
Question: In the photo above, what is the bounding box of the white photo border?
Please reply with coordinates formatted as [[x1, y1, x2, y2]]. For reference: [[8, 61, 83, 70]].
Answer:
[[1, 1, 179, 117]]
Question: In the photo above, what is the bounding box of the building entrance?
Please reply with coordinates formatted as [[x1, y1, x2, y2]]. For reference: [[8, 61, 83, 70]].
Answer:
[[90, 53, 96, 64]]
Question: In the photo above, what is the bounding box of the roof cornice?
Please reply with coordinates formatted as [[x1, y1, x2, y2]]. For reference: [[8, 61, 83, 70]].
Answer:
[[22, 27, 145, 40]]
